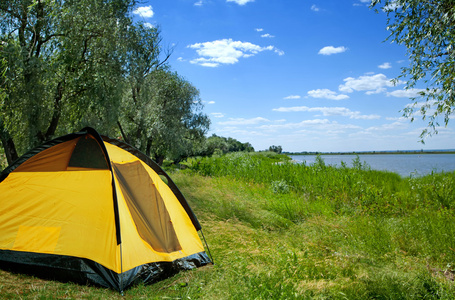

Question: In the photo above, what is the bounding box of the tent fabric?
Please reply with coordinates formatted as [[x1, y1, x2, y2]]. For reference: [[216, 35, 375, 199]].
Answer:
[[102, 136, 202, 231], [0, 127, 211, 291], [113, 161, 182, 253]]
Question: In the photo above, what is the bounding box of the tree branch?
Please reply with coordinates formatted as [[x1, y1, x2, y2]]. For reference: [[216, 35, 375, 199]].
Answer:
[[117, 121, 129, 144]]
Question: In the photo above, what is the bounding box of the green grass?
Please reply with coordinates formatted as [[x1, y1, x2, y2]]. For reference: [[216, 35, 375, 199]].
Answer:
[[1, 152, 454, 299], [170, 171, 455, 299]]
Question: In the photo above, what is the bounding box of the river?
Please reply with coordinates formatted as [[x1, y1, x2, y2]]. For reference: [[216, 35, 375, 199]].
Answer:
[[289, 154, 455, 177]]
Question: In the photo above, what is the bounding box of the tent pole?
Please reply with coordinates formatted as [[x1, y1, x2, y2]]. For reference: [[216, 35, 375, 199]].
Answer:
[[120, 242, 124, 295], [200, 229, 214, 265]]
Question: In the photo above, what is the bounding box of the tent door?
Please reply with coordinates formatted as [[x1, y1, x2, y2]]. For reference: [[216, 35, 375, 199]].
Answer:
[[113, 161, 182, 253]]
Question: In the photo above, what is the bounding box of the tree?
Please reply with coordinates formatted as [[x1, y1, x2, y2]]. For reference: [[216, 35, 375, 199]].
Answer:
[[371, 0, 455, 140], [197, 134, 254, 156], [268, 145, 282, 154], [117, 23, 168, 152], [0, 0, 134, 162], [241, 142, 255, 152], [203, 135, 228, 156], [120, 68, 210, 164], [1, 1, 209, 165], [146, 70, 210, 163], [115, 23, 209, 164]]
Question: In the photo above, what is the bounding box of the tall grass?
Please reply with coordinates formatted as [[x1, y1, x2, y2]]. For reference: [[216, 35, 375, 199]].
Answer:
[[171, 168, 455, 299], [183, 152, 455, 270], [184, 152, 455, 217]]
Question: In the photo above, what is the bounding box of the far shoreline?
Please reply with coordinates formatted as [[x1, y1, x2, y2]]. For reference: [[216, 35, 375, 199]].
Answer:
[[286, 149, 455, 156]]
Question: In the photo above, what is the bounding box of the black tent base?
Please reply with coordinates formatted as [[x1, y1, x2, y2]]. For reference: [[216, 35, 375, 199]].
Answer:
[[0, 250, 212, 292]]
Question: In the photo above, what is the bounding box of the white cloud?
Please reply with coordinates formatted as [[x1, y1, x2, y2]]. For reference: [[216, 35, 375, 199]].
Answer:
[[273, 106, 380, 120], [258, 119, 330, 130], [383, 1, 401, 12], [211, 112, 224, 118], [387, 88, 426, 98], [378, 62, 392, 69], [207, 101, 216, 104], [144, 22, 154, 28], [273, 106, 309, 112], [216, 127, 268, 137], [339, 73, 398, 94], [311, 4, 320, 11], [255, 28, 264, 32], [218, 117, 270, 126], [194, 0, 203, 6], [318, 46, 348, 55], [284, 95, 301, 100], [274, 49, 285, 56], [133, 6, 154, 18], [190, 58, 219, 68], [365, 121, 409, 132], [307, 89, 349, 100], [386, 116, 407, 121], [406, 99, 438, 108], [261, 33, 275, 38], [227, 0, 254, 5], [258, 119, 362, 131], [188, 39, 283, 67], [354, 0, 371, 4]]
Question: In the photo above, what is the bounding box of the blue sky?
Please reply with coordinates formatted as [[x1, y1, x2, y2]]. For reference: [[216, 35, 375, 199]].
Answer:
[[132, 0, 455, 152]]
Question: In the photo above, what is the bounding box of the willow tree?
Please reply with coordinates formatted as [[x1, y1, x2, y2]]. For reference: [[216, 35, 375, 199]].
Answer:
[[119, 24, 210, 164], [1, 0, 209, 165], [148, 70, 210, 163], [0, 0, 135, 163], [371, 0, 455, 139], [120, 68, 210, 164]]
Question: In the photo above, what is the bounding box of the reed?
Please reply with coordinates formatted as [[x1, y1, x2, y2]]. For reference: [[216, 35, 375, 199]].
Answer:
[[184, 152, 455, 218]]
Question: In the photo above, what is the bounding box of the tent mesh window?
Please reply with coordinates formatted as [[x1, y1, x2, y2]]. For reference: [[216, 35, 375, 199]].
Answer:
[[68, 136, 109, 170], [113, 161, 182, 253]]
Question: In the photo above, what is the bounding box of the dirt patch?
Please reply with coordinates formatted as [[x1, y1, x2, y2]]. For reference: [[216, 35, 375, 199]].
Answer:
[[427, 265, 455, 281]]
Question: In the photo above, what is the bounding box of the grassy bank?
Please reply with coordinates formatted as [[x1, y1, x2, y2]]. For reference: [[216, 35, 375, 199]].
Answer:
[[1, 152, 454, 299]]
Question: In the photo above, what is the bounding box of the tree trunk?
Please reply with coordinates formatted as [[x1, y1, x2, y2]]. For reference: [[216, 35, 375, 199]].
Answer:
[[42, 81, 64, 142], [117, 121, 130, 144], [0, 121, 18, 165], [145, 137, 152, 157], [155, 155, 165, 166]]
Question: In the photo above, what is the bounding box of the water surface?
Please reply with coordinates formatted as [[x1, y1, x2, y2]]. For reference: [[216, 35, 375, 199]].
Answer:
[[289, 154, 455, 177]]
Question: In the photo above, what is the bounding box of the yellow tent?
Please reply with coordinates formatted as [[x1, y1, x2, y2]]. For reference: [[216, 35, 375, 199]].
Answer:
[[0, 127, 211, 291]]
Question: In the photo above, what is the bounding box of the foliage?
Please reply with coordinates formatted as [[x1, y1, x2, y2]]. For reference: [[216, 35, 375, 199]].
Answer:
[[268, 144, 282, 154], [270, 179, 290, 194], [1, 0, 134, 154], [0, 0, 209, 165], [117, 23, 209, 163], [371, 0, 455, 140], [194, 134, 254, 157], [120, 65, 210, 163]]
